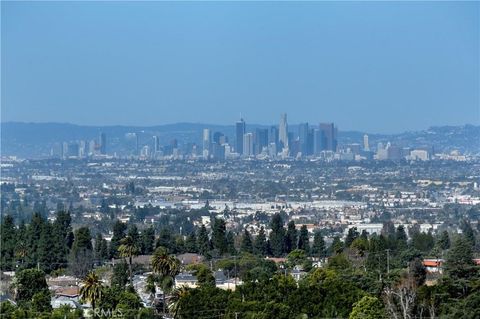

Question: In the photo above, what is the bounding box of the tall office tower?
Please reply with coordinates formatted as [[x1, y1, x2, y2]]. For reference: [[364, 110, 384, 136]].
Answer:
[[298, 122, 309, 155], [153, 136, 160, 154], [88, 140, 96, 156], [387, 144, 402, 160], [213, 132, 224, 145], [62, 142, 68, 159], [243, 132, 254, 157], [319, 123, 337, 152], [363, 134, 370, 151], [269, 126, 279, 147], [235, 118, 246, 154], [279, 113, 289, 149], [99, 132, 107, 155], [171, 139, 178, 149], [203, 128, 211, 156], [255, 128, 268, 155], [67, 142, 80, 158], [313, 129, 322, 155], [79, 140, 86, 158], [212, 143, 225, 160], [307, 128, 314, 155]]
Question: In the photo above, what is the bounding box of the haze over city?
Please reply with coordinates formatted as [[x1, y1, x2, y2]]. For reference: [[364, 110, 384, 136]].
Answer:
[[2, 1, 479, 133]]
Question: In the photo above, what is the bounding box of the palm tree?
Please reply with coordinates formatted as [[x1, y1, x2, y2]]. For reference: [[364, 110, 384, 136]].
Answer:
[[118, 235, 140, 286], [151, 247, 181, 314], [168, 286, 191, 318], [79, 271, 103, 311]]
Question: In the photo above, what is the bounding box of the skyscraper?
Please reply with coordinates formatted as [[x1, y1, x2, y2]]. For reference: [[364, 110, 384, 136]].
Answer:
[[99, 132, 107, 155], [298, 122, 309, 155], [279, 113, 288, 150], [203, 128, 211, 156], [235, 119, 246, 155], [153, 136, 160, 154], [269, 126, 279, 148], [255, 128, 268, 155], [363, 134, 369, 151], [313, 128, 322, 155], [243, 132, 254, 157], [319, 123, 337, 152]]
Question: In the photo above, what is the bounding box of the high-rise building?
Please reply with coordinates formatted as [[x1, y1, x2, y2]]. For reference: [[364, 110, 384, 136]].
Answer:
[[99, 132, 107, 155], [67, 142, 80, 158], [319, 123, 337, 152], [212, 143, 225, 160], [235, 119, 246, 155], [203, 128, 211, 157], [269, 126, 279, 148], [255, 128, 268, 155], [279, 113, 288, 150], [298, 123, 309, 155], [313, 129, 322, 155], [243, 132, 254, 157], [213, 132, 224, 145], [153, 136, 160, 154], [363, 134, 369, 152]]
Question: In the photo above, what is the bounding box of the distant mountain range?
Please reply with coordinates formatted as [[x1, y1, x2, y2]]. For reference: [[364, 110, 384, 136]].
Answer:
[[1, 122, 479, 159]]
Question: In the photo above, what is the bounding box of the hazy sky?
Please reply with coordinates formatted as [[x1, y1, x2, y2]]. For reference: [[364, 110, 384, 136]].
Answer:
[[2, 1, 479, 133]]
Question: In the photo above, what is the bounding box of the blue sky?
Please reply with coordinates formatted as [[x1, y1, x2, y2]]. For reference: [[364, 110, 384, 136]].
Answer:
[[2, 1, 479, 133]]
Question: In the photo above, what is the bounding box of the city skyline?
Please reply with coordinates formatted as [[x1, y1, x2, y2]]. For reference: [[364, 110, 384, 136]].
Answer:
[[2, 1, 479, 133]]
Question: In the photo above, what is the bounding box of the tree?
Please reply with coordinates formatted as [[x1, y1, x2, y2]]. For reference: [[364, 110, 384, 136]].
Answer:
[[437, 230, 450, 251], [110, 220, 127, 258], [184, 232, 197, 253], [443, 235, 477, 280], [69, 227, 94, 278], [156, 227, 177, 253], [331, 236, 344, 255], [111, 261, 129, 288], [298, 225, 310, 253], [95, 233, 109, 263], [80, 271, 104, 311], [37, 222, 57, 273], [13, 269, 49, 305], [0, 215, 17, 271], [190, 264, 215, 288], [383, 273, 417, 319], [345, 227, 359, 248], [408, 258, 426, 287], [31, 290, 53, 313], [285, 221, 298, 254], [118, 235, 140, 286], [269, 213, 285, 257], [396, 225, 408, 250], [349, 296, 387, 319], [254, 226, 268, 256], [53, 211, 74, 249], [197, 225, 211, 257], [286, 249, 308, 269], [312, 231, 326, 258], [240, 229, 253, 254], [151, 247, 181, 314], [460, 219, 476, 248], [211, 218, 228, 255], [226, 231, 236, 255], [168, 286, 191, 318], [116, 289, 143, 316], [140, 227, 155, 255]]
